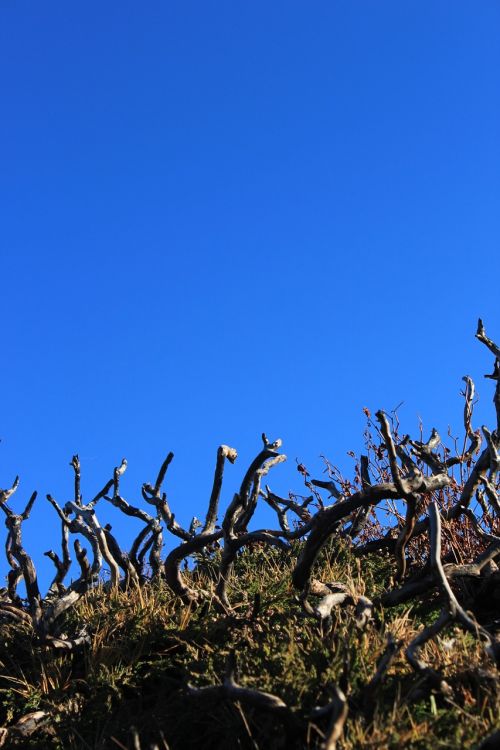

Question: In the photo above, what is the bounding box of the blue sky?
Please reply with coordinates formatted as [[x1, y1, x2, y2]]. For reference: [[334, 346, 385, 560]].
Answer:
[[1, 1, 499, 590]]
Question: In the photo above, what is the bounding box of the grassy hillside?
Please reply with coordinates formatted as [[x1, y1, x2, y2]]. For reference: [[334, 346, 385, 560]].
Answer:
[[0, 538, 498, 749]]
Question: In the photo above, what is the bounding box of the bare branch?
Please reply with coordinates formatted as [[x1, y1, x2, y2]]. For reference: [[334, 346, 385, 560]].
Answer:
[[74, 539, 91, 582], [164, 530, 223, 604], [3, 500, 42, 626], [105, 487, 153, 524], [310, 478, 342, 500], [141, 453, 192, 541], [405, 609, 453, 693], [238, 436, 283, 511], [409, 428, 445, 473], [70, 455, 82, 505], [186, 652, 298, 736], [202, 444, 237, 533], [376, 411, 407, 495], [462, 375, 476, 437], [64, 500, 121, 588], [0, 476, 20, 511], [235, 453, 287, 533], [292, 470, 449, 592], [321, 686, 348, 750], [394, 493, 419, 580], [47, 495, 102, 580], [476, 318, 500, 360], [215, 530, 290, 609], [90, 478, 115, 506], [44, 517, 71, 595], [142, 488, 190, 542], [104, 524, 139, 587], [21, 491, 37, 520], [361, 633, 402, 718], [482, 426, 500, 479], [428, 501, 497, 661], [0, 711, 50, 747], [476, 319, 500, 432], [478, 473, 500, 517], [154, 451, 174, 494], [113, 458, 128, 497]]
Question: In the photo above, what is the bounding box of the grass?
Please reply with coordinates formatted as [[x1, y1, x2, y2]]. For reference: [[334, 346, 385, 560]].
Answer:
[[0, 540, 498, 749]]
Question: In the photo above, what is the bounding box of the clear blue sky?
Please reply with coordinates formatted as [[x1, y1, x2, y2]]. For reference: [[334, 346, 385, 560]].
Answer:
[[1, 2, 499, 590]]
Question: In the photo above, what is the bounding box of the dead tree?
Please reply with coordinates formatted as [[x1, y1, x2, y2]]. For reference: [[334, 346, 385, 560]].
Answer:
[[0, 318, 498, 723]]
